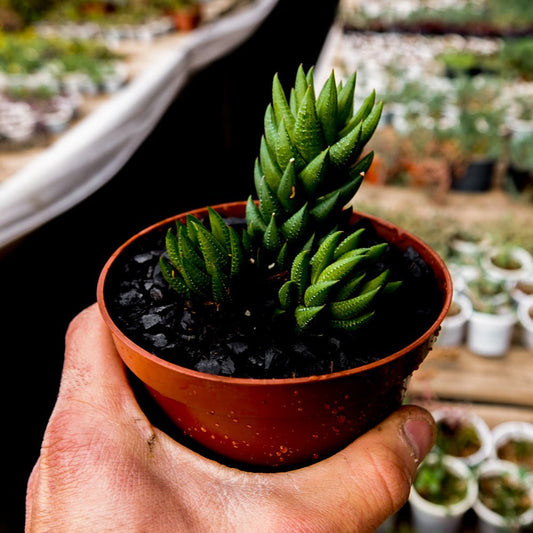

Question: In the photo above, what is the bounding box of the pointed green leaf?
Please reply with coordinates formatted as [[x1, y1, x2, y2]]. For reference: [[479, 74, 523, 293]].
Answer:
[[276, 118, 304, 170], [258, 176, 282, 221], [281, 203, 309, 242], [254, 157, 263, 193], [290, 249, 311, 297], [340, 89, 376, 137], [295, 305, 324, 330], [185, 215, 200, 246], [360, 100, 383, 146], [330, 122, 362, 169], [293, 87, 324, 163], [335, 273, 366, 300], [299, 147, 330, 195], [302, 233, 315, 252], [337, 72, 356, 126], [211, 268, 230, 304], [196, 224, 230, 274], [306, 66, 315, 92], [278, 279, 299, 310], [276, 241, 289, 270], [272, 73, 295, 135], [246, 196, 266, 237], [304, 280, 338, 307], [329, 310, 375, 332], [260, 136, 282, 191], [317, 253, 365, 283], [181, 255, 211, 297], [228, 226, 244, 279], [329, 287, 380, 320], [177, 224, 205, 273], [293, 64, 308, 110], [317, 71, 338, 146], [384, 280, 403, 294], [277, 158, 298, 212], [289, 87, 298, 116], [165, 228, 181, 270], [363, 242, 388, 263], [263, 103, 278, 152], [361, 269, 389, 293], [334, 228, 365, 260], [263, 214, 282, 252], [348, 151, 374, 181], [310, 231, 343, 283], [159, 257, 189, 297], [208, 207, 230, 250], [310, 191, 340, 223]]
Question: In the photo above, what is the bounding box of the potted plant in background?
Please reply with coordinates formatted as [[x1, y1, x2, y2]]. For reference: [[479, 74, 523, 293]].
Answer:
[[155, 0, 201, 32], [507, 131, 533, 196], [97, 65, 452, 468], [473, 459, 533, 533], [409, 451, 478, 533], [481, 243, 533, 287], [432, 407, 493, 468], [492, 421, 533, 473], [465, 275, 516, 358], [445, 78, 505, 192]]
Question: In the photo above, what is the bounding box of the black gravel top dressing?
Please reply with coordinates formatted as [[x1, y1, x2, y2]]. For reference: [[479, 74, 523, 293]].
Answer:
[[104, 216, 442, 379]]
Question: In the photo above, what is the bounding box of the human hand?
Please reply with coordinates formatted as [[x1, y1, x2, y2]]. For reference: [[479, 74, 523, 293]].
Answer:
[[26, 304, 435, 533]]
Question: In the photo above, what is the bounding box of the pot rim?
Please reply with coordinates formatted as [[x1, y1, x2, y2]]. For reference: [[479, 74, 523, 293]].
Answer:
[[97, 201, 452, 386]]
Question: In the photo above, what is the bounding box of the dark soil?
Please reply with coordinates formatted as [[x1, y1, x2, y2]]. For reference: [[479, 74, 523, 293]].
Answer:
[[104, 216, 444, 379]]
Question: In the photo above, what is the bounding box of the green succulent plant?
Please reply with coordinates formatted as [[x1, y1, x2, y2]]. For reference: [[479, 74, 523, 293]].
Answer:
[[246, 65, 382, 266], [160, 65, 402, 333]]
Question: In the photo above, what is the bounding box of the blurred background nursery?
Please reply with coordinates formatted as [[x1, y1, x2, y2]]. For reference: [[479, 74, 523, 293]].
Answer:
[[1, 0, 532, 532]]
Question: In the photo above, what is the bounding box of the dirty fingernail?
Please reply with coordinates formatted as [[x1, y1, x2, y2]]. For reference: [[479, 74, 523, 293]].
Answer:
[[403, 417, 435, 463]]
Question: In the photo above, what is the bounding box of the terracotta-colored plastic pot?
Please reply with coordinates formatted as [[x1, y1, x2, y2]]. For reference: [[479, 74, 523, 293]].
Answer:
[[171, 4, 201, 32], [97, 201, 452, 468]]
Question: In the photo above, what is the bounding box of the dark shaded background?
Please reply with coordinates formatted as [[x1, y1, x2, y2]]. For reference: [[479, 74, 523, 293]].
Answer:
[[0, 1, 339, 530]]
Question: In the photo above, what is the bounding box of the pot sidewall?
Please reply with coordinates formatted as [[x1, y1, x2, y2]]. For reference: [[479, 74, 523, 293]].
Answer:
[[467, 311, 517, 357]]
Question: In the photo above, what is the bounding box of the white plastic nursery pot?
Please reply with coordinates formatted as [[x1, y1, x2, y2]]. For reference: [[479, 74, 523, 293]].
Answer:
[[436, 293, 473, 347], [467, 310, 517, 358], [518, 296, 533, 350], [409, 453, 478, 533], [492, 421, 533, 473], [432, 408, 493, 467], [473, 459, 533, 533], [482, 246, 533, 286]]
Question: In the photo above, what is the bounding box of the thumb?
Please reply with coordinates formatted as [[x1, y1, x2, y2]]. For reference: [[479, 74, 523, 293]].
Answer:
[[298, 405, 435, 532]]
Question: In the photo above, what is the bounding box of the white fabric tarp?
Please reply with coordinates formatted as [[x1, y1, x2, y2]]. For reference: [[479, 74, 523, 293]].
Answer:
[[0, 0, 278, 252]]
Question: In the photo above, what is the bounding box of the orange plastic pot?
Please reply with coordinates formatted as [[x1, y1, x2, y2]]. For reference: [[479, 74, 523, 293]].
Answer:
[[97, 201, 451, 468]]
